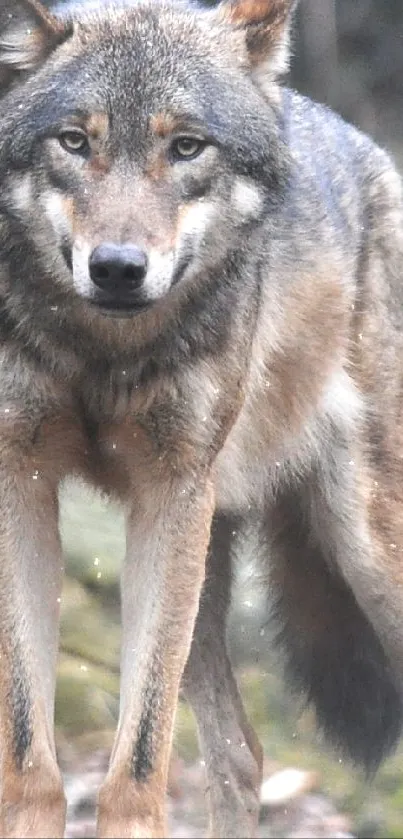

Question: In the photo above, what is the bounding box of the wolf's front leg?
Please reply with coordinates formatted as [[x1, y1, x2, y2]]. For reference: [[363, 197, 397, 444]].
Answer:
[[0, 444, 66, 837], [97, 476, 214, 838]]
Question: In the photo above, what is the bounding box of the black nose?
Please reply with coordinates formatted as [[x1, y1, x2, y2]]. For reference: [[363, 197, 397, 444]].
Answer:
[[89, 243, 148, 292]]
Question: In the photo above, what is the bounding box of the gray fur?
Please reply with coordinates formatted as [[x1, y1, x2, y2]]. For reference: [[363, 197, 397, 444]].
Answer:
[[0, 0, 402, 835]]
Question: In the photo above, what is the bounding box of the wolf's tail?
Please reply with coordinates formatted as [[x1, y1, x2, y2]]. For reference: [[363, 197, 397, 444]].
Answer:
[[266, 497, 403, 773]]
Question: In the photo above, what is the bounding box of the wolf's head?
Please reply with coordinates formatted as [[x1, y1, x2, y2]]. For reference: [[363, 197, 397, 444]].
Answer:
[[0, 0, 295, 318]]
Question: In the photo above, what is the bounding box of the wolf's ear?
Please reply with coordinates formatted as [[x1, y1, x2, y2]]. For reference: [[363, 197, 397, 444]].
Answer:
[[216, 0, 297, 79], [0, 0, 72, 91]]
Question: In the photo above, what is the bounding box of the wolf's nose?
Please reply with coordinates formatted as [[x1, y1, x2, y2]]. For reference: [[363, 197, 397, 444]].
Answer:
[[89, 243, 148, 292]]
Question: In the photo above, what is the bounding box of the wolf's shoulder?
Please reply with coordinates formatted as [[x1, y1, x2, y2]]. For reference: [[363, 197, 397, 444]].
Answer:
[[282, 88, 396, 185]]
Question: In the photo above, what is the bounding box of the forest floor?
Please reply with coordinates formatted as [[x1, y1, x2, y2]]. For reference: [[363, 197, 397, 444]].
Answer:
[[63, 748, 354, 839]]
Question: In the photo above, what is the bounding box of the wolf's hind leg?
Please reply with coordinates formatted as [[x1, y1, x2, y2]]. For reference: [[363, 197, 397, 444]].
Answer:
[[183, 514, 263, 839]]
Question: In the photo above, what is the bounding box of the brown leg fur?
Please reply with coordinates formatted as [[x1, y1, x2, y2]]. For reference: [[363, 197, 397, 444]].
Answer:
[[97, 477, 214, 838], [183, 515, 263, 839], [0, 448, 66, 836]]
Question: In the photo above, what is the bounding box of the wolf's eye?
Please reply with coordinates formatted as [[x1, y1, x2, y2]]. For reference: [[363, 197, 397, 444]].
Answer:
[[172, 137, 205, 161], [59, 129, 89, 155]]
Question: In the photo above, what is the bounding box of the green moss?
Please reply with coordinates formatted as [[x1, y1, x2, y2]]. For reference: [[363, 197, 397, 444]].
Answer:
[[55, 654, 119, 735], [174, 700, 199, 761], [60, 577, 121, 670]]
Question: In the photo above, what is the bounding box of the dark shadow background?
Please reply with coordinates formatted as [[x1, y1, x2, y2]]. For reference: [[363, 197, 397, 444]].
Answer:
[[291, 0, 403, 165]]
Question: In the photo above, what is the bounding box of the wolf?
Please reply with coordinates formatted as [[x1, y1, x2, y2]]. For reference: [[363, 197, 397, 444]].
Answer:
[[0, 0, 403, 836]]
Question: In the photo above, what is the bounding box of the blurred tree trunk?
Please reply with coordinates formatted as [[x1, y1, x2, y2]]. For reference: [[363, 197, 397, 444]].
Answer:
[[295, 0, 339, 107]]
